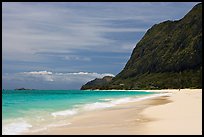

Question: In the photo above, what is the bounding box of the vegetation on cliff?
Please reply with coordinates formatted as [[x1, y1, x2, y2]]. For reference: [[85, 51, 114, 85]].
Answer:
[[81, 3, 202, 90]]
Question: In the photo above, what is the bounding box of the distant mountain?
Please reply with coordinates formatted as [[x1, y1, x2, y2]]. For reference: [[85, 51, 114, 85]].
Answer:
[[81, 3, 202, 90]]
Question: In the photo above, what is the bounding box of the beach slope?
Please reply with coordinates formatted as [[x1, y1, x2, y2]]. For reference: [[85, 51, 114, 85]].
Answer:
[[32, 89, 202, 135]]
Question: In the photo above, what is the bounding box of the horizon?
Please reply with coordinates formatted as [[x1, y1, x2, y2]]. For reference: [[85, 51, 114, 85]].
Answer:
[[2, 2, 199, 90]]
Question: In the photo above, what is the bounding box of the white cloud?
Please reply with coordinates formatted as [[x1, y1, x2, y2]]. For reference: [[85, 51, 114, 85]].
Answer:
[[14, 71, 115, 83], [19, 71, 54, 82], [3, 2, 196, 62], [23, 71, 53, 75]]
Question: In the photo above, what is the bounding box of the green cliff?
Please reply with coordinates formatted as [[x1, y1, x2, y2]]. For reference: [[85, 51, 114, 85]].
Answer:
[[81, 3, 202, 90]]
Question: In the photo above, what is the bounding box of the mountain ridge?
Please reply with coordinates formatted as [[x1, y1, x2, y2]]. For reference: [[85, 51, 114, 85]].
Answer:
[[81, 3, 202, 90]]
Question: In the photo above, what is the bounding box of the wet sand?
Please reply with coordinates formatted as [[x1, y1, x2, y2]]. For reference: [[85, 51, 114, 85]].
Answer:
[[29, 89, 202, 135]]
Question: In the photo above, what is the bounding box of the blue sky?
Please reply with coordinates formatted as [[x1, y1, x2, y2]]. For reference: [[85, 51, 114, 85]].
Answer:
[[2, 2, 198, 89]]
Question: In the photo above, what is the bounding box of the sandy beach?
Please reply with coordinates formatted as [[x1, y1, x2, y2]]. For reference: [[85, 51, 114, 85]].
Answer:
[[142, 89, 202, 135], [30, 89, 202, 135]]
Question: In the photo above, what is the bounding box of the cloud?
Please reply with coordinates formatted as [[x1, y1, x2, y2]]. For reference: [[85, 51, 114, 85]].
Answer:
[[3, 2, 197, 63], [9, 71, 115, 83], [2, 70, 115, 89], [23, 70, 52, 75], [120, 43, 136, 52], [64, 55, 91, 61], [21, 71, 54, 81]]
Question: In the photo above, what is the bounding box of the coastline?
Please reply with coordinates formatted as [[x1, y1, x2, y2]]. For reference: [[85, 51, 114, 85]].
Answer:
[[83, 89, 179, 92], [27, 89, 202, 135]]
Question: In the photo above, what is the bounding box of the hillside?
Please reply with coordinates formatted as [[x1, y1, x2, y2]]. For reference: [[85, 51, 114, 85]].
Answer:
[[81, 76, 113, 90], [81, 3, 202, 90]]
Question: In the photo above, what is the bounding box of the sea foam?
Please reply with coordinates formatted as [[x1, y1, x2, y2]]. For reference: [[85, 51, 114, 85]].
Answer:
[[51, 92, 172, 117], [51, 109, 78, 117], [2, 119, 32, 135], [82, 93, 171, 111]]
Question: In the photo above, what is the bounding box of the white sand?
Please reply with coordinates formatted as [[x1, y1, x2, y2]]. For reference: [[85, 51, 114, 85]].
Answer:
[[28, 89, 202, 135], [142, 89, 202, 135]]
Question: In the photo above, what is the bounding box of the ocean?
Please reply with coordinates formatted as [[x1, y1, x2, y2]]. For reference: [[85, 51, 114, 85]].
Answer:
[[2, 90, 161, 135]]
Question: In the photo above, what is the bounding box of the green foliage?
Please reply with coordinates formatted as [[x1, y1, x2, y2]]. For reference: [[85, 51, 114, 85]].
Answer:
[[81, 3, 202, 90], [111, 3, 202, 89]]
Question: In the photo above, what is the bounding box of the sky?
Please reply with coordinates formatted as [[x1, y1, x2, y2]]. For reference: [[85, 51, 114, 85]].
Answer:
[[2, 2, 199, 90]]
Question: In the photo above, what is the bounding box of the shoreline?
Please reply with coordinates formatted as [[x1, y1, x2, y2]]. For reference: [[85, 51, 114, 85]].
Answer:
[[83, 88, 199, 92], [26, 89, 202, 135]]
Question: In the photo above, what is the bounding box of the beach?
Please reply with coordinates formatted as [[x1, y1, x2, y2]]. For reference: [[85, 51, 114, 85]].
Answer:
[[142, 89, 202, 135], [30, 89, 202, 135]]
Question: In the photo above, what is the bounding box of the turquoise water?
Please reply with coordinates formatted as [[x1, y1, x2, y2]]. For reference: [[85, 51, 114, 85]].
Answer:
[[2, 90, 158, 135]]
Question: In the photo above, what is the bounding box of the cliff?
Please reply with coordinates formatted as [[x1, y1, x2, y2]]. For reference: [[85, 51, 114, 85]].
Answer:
[[81, 3, 202, 90]]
